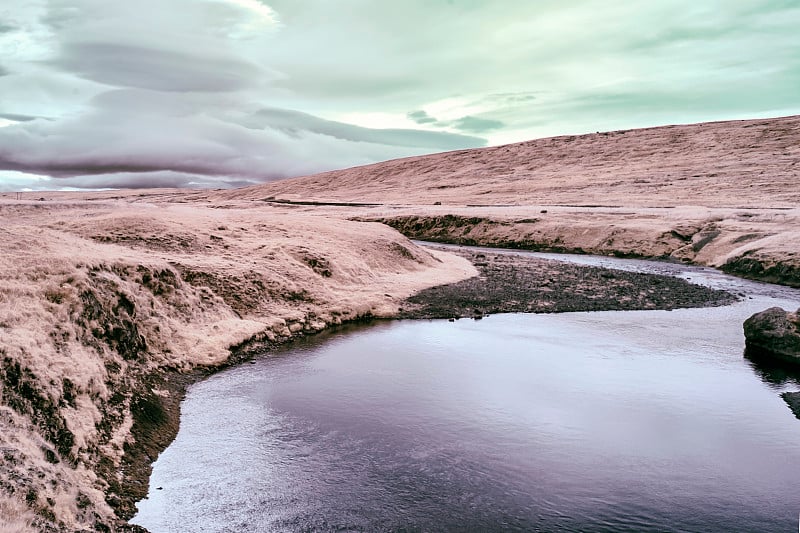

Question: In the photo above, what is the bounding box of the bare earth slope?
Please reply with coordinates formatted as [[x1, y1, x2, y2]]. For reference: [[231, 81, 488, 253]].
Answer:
[[216, 115, 800, 287]]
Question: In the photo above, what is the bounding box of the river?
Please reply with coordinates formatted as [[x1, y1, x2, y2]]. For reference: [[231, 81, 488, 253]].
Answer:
[[133, 250, 800, 532]]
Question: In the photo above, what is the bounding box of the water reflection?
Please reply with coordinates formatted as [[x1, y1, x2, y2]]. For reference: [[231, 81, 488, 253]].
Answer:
[[744, 347, 800, 388], [782, 391, 800, 420]]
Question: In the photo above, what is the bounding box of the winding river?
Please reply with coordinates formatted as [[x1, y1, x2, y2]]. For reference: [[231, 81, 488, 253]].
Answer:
[[133, 250, 800, 532]]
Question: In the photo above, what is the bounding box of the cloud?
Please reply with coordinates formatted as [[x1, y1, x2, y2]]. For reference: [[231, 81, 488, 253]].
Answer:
[[0, 113, 43, 122], [51, 171, 252, 190], [407, 110, 437, 125], [246, 108, 484, 150], [0, 89, 485, 187], [0, 0, 489, 189], [406, 108, 505, 134], [481, 92, 538, 106], [1, 0, 799, 189], [41, 0, 283, 93], [0, 170, 51, 192], [53, 42, 265, 92], [450, 116, 505, 133], [261, 1, 800, 138]]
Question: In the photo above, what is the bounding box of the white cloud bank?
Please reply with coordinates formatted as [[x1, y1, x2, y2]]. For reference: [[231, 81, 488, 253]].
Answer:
[[0, 0, 485, 190]]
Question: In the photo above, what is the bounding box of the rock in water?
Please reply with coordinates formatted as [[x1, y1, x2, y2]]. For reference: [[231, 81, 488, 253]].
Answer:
[[743, 307, 800, 362]]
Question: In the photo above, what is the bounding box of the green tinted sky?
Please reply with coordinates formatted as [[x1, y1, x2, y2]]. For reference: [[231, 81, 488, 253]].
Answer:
[[1, 0, 798, 189]]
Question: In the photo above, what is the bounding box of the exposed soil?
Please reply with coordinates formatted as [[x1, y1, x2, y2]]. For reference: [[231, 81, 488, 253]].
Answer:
[[399, 246, 736, 319]]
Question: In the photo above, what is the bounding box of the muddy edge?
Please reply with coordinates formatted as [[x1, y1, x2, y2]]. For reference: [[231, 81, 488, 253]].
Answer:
[[119, 245, 736, 530]]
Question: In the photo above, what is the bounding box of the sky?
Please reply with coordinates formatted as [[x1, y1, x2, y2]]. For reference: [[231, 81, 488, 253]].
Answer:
[[1, 1, 799, 191]]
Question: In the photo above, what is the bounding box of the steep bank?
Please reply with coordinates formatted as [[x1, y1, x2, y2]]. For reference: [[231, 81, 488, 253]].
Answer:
[[366, 207, 800, 288], [0, 200, 475, 531]]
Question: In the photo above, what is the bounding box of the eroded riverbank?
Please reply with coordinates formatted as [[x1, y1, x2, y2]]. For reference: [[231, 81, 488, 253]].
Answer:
[[120, 242, 741, 531], [124, 242, 753, 531], [132, 278, 800, 532]]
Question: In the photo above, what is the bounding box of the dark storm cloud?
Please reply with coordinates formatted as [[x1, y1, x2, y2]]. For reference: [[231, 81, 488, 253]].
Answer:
[[53, 171, 255, 189], [0, 95, 485, 187]]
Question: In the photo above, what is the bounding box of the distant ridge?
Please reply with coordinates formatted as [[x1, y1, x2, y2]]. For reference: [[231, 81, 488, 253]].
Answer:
[[222, 115, 800, 208]]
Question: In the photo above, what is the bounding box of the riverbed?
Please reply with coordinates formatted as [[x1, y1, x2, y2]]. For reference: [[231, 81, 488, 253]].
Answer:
[[133, 252, 800, 532]]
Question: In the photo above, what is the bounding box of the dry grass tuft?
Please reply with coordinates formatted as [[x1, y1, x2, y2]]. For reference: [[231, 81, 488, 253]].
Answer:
[[0, 493, 37, 533]]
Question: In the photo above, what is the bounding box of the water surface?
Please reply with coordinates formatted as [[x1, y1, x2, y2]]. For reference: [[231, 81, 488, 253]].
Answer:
[[134, 256, 800, 532]]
